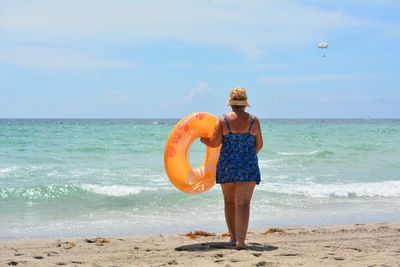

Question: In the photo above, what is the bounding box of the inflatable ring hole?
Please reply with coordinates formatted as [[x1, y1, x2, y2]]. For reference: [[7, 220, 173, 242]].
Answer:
[[188, 138, 207, 170]]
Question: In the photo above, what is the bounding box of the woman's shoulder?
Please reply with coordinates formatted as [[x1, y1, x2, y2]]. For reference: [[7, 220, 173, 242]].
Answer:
[[247, 113, 259, 121], [221, 112, 234, 120], [218, 114, 227, 120], [252, 116, 261, 127]]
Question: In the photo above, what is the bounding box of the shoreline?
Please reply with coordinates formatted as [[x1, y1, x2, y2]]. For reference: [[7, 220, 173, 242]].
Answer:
[[1, 222, 400, 266]]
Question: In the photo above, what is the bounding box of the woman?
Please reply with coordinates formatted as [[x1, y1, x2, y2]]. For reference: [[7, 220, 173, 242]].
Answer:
[[201, 87, 263, 250]]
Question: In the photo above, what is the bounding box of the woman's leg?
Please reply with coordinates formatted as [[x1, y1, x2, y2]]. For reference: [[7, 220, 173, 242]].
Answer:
[[234, 181, 256, 249], [221, 183, 236, 243]]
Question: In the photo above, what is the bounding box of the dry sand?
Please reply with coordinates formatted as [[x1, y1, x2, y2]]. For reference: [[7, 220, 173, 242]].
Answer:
[[1, 222, 400, 267]]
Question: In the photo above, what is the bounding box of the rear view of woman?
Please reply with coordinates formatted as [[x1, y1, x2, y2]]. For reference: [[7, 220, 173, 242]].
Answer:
[[201, 87, 263, 249]]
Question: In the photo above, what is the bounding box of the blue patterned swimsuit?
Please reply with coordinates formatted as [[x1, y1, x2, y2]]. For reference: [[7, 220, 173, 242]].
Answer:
[[216, 115, 261, 184]]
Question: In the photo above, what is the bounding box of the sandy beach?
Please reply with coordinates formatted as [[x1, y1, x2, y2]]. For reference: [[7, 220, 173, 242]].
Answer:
[[1, 222, 399, 267]]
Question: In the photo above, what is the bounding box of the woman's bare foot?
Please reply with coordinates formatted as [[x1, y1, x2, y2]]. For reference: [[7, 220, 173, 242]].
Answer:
[[229, 237, 237, 244], [236, 241, 247, 250]]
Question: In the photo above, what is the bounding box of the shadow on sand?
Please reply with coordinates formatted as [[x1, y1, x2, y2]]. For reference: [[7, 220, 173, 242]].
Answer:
[[175, 242, 278, 252]]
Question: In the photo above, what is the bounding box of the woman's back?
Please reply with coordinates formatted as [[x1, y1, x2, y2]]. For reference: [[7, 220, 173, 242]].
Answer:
[[221, 112, 255, 135], [216, 112, 261, 185]]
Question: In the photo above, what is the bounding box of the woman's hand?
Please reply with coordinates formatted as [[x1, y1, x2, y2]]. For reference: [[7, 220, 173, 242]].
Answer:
[[201, 118, 223, 148], [200, 137, 209, 145]]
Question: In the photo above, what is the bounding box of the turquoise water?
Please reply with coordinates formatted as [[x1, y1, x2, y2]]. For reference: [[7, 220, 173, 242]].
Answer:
[[1, 119, 400, 239]]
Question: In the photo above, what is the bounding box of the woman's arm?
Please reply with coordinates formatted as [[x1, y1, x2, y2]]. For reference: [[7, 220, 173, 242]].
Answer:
[[200, 117, 223, 148], [254, 117, 263, 154]]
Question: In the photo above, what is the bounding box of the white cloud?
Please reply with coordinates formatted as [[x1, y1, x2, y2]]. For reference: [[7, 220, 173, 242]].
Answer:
[[0, 1, 364, 57], [178, 82, 210, 104], [0, 47, 134, 72]]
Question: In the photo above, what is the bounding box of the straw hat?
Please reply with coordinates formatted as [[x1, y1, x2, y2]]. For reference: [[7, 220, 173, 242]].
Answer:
[[226, 87, 251, 107]]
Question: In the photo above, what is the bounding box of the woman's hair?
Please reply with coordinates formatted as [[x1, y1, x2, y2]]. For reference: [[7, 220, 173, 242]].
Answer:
[[227, 87, 250, 107], [229, 87, 247, 101]]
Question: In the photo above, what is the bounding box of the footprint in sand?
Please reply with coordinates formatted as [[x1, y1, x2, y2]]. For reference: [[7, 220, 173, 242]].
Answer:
[[254, 261, 270, 267], [7, 261, 27, 266], [278, 253, 298, 256], [33, 256, 44, 259], [46, 251, 59, 256], [346, 247, 362, 252]]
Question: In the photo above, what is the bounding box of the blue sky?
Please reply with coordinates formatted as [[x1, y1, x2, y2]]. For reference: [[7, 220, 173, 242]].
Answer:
[[1, 0, 399, 118]]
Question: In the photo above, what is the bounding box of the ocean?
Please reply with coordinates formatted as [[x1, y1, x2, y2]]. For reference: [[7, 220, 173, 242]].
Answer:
[[1, 118, 400, 239]]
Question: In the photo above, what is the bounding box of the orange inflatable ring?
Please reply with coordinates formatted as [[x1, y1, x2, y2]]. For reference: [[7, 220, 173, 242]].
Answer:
[[164, 112, 221, 194]]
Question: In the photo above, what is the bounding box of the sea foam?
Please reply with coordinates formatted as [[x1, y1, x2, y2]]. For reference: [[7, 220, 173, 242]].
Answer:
[[277, 151, 320, 156], [259, 180, 400, 198], [80, 184, 160, 196]]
